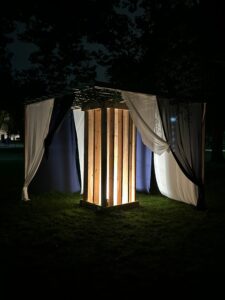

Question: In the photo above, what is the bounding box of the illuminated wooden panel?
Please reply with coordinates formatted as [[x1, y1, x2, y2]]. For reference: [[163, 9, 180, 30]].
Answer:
[[131, 121, 136, 202], [83, 111, 88, 202], [122, 110, 129, 204], [83, 107, 137, 208], [94, 109, 101, 205], [129, 118, 136, 203], [113, 109, 119, 205], [116, 109, 123, 205], [87, 110, 94, 203], [107, 108, 114, 206]]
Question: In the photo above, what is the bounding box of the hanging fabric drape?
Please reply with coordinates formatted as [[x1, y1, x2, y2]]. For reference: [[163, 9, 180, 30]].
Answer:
[[154, 150, 198, 205], [30, 111, 81, 194], [44, 94, 74, 157], [121, 91, 169, 155], [22, 99, 54, 201], [73, 109, 85, 194], [136, 130, 152, 193], [157, 98, 206, 208]]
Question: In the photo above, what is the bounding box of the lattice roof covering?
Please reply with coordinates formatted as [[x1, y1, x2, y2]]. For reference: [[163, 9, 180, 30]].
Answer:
[[25, 85, 126, 109], [73, 86, 126, 109], [25, 80, 202, 106]]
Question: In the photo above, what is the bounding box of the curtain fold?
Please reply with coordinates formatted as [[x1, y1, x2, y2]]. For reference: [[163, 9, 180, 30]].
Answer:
[[121, 91, 169, 155], [154, 150, 198, 205], [29, 111, 81, 194], [73, 109, 85, 194], [44, 94, 74, 157], [157, 98, 206, 208], [22, 99, 54, 201]]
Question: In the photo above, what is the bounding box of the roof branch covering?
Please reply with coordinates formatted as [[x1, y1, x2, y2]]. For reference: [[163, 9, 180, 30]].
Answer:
[[25, 81, 202, 106]]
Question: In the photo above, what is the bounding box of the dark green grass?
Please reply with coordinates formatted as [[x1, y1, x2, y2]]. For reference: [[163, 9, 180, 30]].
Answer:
[[0, 148, 24, 199], [0, 148, 225, 296]]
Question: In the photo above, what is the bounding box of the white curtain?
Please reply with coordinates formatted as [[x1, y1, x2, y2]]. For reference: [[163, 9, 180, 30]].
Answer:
[[121, 91, 169, 155], [151, 100, 199, 206], [154, 151, 198, 205], [73, 109, 85, 194], [22, 99, 54, 201], [121, 90, 198, 205]]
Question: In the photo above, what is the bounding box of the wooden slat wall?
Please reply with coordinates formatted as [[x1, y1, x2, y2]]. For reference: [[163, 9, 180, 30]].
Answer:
[[84, 107, 136, 206], [116, 109, 123, 205], [131, 122, 136, 202], [113, 109, 119, 205], [129, 118, 136, 203], [101, 108, 107, 207], [94, 109, 101, 205], [87, 110, 94, 203], [83, 111, 88, 201], [107, 108, 114, 206], [122, 110, 129, 204]]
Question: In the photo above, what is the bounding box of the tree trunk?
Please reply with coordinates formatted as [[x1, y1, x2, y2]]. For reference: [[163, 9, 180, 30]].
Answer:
[[211, 124, 224, 163]]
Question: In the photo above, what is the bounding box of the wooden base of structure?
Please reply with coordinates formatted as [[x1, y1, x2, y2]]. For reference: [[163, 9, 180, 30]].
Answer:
[[80, 200, 139, 212]]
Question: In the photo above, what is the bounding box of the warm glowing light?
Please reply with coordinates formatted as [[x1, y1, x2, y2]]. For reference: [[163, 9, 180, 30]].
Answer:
[[83, 107, 136, 207], [113, 109, 119, 205], [122, 110, 129, 204], [87, 110, 94, 203]]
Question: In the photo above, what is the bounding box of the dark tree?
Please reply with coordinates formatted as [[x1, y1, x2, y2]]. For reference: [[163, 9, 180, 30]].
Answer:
[[203, 0, 225, 162], [0, 16, 15, 110], [0, 1, 120, 135], [92, 0, 201, 98], [13, 1, 122, 94], [1, 0, 224, 160]]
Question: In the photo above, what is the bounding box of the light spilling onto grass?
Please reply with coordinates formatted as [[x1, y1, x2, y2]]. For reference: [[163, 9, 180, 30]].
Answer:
[[83, 108, 136, 207]]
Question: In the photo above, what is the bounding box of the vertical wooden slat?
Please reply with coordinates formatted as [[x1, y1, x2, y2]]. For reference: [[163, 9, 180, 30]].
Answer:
[[113, 109, 118, 205], [122, 110, 129, 204], [107, 108, 114, 206], [83, 111, 88, 202], [129, 116, 136, 202], [101, 107, 107, 207], [87, 110, 94, 203], [117, 109, 123, 205], [131, 122, 136, 202], [94, 109, 101, 205]]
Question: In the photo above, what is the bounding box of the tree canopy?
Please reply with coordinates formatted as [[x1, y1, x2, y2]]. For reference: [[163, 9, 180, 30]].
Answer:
[[1, 0, 203, 102], [0, 1, 224, 159]]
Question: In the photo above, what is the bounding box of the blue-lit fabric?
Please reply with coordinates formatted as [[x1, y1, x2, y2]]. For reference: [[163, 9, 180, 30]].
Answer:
[[136, 130, 152, 193], [31, 115, 153, 194], [30, 110, 81, 193], [44, 95, 73, 158]]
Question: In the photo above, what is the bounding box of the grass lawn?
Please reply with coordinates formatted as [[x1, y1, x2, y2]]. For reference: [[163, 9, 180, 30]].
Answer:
[[0, 148, 225, 296]]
